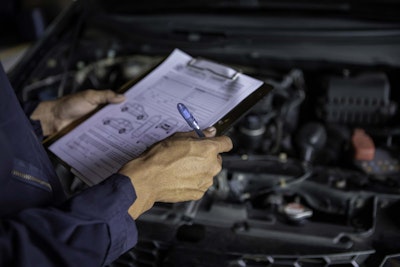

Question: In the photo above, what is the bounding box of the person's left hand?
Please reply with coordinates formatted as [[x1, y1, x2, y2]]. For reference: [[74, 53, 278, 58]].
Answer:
[[31, 89, 125, 136]]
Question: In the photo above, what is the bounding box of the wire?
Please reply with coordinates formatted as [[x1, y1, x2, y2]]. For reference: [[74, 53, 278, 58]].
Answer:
[[57, 9, 87, 97], [233, 158, 313, 200]]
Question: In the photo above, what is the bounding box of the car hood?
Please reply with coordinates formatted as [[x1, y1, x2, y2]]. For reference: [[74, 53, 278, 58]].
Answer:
[[89, 0, 400, 21]]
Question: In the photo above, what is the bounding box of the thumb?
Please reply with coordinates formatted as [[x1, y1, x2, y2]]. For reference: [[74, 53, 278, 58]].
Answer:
[[203, 126, 217, 137], [104, 90, 126, 104], [88, 89, 126, 105], [173, 127, 217, 138]]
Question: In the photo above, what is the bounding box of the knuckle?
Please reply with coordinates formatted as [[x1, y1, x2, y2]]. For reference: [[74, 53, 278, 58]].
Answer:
[[83, 89, 96, 100], [226, 136, 233, 147], [211, 162, 222, 175], [85, 89, 96, 96], [191, 192, 203, 201], [106, 89, 116, 98], [204, 178, 214, 188], [221, 136, 233, 150], [215, 163, 222, 174]]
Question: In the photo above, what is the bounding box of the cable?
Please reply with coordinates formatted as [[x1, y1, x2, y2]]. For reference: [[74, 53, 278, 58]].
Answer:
[[57, 8, 87, 97]]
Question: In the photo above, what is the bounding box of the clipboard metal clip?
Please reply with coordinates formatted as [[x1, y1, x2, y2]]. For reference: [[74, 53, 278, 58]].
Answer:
[[187, 58, 241, 80]]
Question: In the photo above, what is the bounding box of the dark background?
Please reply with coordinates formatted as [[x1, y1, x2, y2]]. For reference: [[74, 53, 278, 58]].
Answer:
[[0, 0, 69, 48]]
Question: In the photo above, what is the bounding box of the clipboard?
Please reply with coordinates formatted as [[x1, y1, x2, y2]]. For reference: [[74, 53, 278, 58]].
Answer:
[[44, 49, 273, 185]]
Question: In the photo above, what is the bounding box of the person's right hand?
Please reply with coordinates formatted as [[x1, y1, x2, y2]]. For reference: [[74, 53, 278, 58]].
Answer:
[[119, 127, 233, 219]]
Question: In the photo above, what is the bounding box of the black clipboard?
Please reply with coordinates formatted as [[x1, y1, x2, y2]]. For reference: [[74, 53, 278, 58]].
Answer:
[[44, 55, 273, 146], [43, 51, 273, 184]]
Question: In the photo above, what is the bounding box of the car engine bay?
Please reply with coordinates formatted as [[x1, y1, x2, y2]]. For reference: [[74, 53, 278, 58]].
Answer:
[[8, 2, 400, 266]]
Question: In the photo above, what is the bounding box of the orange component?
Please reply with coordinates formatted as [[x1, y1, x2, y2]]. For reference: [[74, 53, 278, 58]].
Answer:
[[352, 128, 375, 161]]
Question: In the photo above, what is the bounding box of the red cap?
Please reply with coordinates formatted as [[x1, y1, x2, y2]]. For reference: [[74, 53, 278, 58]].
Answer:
[[351, 128, 375, 161]]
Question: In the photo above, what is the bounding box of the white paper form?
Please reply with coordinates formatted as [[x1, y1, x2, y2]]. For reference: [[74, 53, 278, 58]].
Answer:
[[49, 49, 264, 185]]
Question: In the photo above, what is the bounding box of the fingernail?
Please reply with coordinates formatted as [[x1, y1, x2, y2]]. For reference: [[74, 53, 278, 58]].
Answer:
[[205, 127, 216, 133], [116, 94, 125, 98]]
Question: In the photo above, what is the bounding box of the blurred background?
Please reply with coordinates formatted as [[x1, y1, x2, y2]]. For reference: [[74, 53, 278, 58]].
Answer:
[[0, 0, 70, 71]]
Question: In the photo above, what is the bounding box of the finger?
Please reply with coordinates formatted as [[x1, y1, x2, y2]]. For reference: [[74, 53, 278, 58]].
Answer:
[[103, 90, 126, 104], [203, 127, 217, 137], [199, 177, 214, 191], [174, 127, 216, 139], [86, 89, 125, 105], [182, 190, 205, 202], [158, 189, 205, 202], [217, 154, 223, 166], [210, 136, 233, 153], [212, 155, 223, 172]]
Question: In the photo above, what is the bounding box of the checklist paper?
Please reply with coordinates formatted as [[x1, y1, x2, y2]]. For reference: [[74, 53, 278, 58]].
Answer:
[[48, 49, 264, 185]]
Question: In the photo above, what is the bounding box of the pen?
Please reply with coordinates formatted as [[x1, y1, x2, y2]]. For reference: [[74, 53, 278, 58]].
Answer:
[[177, 103, 205, 138]]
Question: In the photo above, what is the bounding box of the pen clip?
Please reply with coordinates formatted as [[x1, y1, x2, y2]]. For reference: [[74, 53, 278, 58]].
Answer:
[[187, 58, 241, 80]]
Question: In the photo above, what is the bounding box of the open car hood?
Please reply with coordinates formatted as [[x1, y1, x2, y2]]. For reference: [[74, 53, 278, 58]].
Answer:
[[7, 1, 400, 266]]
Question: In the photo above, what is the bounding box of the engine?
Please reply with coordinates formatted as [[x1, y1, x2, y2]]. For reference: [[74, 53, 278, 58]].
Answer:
[[14, 48, 400, 266]]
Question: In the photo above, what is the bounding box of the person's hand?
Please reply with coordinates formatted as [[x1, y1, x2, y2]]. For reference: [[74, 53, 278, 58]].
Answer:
[[119, 127, 233, 219], [31, 89, 125, 136]]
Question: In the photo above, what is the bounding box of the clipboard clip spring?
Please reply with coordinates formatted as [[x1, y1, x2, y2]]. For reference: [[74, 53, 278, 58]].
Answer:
[[187, 58, 241, 81]]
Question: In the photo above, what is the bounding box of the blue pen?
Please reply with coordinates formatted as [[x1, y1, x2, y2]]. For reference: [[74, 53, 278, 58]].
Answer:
[[177, 103, 205, 138]]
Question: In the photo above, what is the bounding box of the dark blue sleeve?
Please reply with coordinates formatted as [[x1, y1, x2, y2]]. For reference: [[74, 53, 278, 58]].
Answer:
[[0, 173, 138, 267]]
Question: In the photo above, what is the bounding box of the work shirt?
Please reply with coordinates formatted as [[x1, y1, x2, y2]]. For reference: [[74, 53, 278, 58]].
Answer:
[[0, 64, 137, 266]]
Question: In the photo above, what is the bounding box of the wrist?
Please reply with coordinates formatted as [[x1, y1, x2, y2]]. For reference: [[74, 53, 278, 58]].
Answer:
[[119, 159, 157, 219]]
